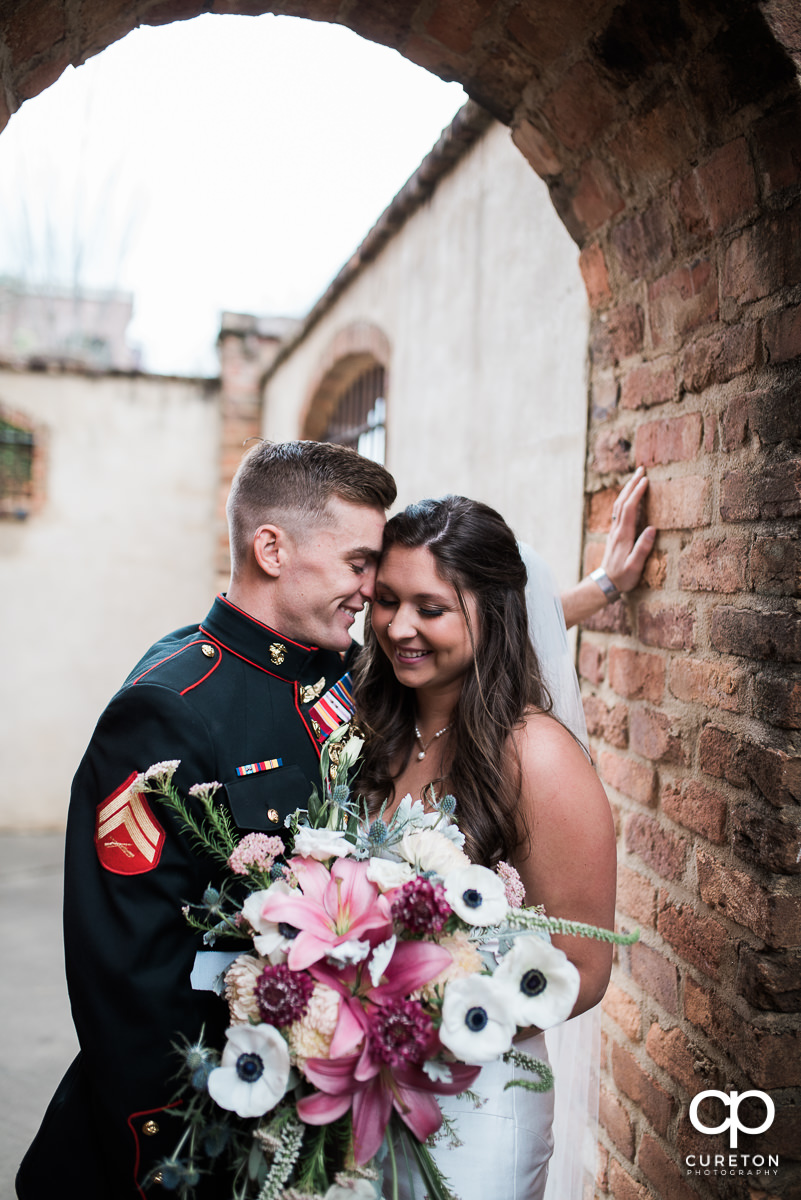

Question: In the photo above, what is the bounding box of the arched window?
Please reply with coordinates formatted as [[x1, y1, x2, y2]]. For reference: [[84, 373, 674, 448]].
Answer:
[[0, 409, 39, 518], [323, 362, 386, 464]]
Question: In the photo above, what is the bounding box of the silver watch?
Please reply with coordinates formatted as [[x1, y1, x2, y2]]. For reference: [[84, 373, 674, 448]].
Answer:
[[590, 567, 621, 604]]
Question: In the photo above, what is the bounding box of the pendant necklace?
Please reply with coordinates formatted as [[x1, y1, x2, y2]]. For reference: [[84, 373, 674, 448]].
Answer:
[[414, 722, 451, 761]]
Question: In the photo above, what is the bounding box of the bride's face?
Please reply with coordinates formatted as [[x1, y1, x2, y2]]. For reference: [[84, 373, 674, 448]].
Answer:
[[371, 544, 478, 693]]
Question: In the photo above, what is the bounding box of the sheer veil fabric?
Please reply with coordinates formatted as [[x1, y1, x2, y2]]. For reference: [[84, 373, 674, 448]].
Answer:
[[519, 543, 601, 1200]]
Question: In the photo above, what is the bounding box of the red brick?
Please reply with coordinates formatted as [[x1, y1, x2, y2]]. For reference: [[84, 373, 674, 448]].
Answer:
[[611, 200, 674, 281], [638, 605, 696, 652], [682, 322, 761, 393], [686, 975, 801, 1088], [631, 941, 679, 1013], [542, 60, 618, 152], [711, 605, 801, 662], [588, 487, 618, 533], [751, 536, 800, 595], [674, 138, 757, 237], [610, 96, 697, 181], [578, 241, 612, 307], [617, 864, 657, 927], [683, 974, 741, 1050], [612, 1043, 674, 1136], [739, 737, 801, 807], [721, 460, 801, 521], [602, 982, 642, 1040], [607, 1159, 648, 1200], [637, 1133, 698, 1200], [754, 673, 801, 730], [584, 696, 629, 748], [582, 600, 631, 635], [592, 429, 633, 474], [737, 944, 801, 1012], [749, 382, 801, 445], [642, 550, 667, 591], [609, 647, 665, 702], [698, 724, 745, 786], [722, 205, 801, 303], [629, 707, 684, 764], [620, 362, 676, 411], [731, 802, 801, 875], [590, 371, 619, 420], [645, 1022, 720, 1096], [719, 392, 751, 450], [579, 641, 606, 685], [391, 33, 465, 80], [570, 158, 625, 235], [600, 750, 656, 807], [607, 304, 645, 364], [626, 812, 687, 881], [505, 0, 607, 65], [596, 1140, 609, 1192], [4, 0, 67, 65], [648, 260, 718, 349], [754, 104, 801, 197], [661, 781, 727, 844], [656, 896, 727, 979], [677, 534, 748, 592], [764, 304, 801, 364], [634, 412, 703, 467], [16, 48, 71, 101], [599, 1085, 635, 1159], [142, 0, 206, 23], [424, 0, 491, 54], [668, 656, 745, 714], [697, 848, 801, 947], [644, 476, 710, 530], [510, 118, 561, 176]]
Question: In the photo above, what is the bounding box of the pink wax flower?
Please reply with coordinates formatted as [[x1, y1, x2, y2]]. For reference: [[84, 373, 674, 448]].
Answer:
[[228, 833, 285, 876], [496, 859, 526, 907]]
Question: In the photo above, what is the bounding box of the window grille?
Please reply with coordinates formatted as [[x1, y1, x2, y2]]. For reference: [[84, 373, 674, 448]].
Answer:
[[0, 418, 34, 507], [323, 364, 386, 465]]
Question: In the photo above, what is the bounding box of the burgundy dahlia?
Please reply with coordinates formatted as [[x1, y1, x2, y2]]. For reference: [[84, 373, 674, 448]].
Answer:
[[255, 962, 314, 1027], [392, 875, 451, 934], [368, 998, 433, 1067]]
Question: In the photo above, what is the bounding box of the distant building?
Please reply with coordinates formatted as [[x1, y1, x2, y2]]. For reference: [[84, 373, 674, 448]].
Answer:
[[0, 278, 140, 371]]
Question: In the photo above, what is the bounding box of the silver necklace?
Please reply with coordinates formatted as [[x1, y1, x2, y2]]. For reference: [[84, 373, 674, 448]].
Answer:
[[414, 722, 451, 761]]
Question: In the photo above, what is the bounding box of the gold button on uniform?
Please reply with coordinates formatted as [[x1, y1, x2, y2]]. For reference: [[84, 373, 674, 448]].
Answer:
[[142, 1119, 160, 1136], [153, 1170, 164, 1185], [267, 808, 280, 823], [201, 644, 215, 658]]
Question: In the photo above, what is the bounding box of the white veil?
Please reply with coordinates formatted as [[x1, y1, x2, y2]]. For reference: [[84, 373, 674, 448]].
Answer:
[[519, 543, 601, 1200]]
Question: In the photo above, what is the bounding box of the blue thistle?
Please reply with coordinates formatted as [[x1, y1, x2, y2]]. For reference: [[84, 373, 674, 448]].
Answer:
[[367, 819, 388, 846]]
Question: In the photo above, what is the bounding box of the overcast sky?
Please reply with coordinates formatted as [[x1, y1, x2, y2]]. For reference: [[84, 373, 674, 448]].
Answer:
[[0, 15, 466, 376]]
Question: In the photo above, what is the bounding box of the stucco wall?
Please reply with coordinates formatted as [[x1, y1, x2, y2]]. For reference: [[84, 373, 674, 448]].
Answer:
[[263, 119, 589, 592], [0, 369, 219, 829]]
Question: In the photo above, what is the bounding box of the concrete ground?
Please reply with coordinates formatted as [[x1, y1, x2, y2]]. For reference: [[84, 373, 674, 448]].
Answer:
[[0, 834, 77, 1198]]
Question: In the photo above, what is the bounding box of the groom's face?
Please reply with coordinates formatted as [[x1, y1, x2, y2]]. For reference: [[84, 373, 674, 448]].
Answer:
[[275, 496, 386, 651]]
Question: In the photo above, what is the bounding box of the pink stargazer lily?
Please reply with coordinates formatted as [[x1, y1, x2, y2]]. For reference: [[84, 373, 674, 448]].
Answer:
[[296, 935, 479, 1163], [259, 856, 392, 971], [297, 1050, 481, 1164]]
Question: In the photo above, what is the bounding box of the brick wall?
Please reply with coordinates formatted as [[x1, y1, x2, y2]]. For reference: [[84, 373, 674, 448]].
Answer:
[[1, 3, 797, 1197]]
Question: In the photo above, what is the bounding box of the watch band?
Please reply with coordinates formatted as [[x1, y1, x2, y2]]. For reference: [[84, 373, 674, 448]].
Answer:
[[590, 567, 621, 604]]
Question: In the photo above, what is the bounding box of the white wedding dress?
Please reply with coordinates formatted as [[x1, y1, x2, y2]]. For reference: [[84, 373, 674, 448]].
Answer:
[[383, 546, 599, 1200]]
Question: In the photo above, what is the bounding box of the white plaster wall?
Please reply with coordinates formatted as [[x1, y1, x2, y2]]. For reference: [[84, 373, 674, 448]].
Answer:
[[0, 370, 219, 829], [263, 121, 589, 592]]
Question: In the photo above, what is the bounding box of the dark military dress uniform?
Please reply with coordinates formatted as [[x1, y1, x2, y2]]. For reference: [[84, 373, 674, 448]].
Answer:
[[17, 594, 357, 1200]]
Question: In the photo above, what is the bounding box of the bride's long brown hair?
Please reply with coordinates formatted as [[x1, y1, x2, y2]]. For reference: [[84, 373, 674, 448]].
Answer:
[[353, 495, 554, 867]]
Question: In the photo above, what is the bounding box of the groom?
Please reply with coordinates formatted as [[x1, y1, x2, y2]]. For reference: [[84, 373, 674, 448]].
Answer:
[[17, 440, 396, 1200], [17, 439, 652, 1200]]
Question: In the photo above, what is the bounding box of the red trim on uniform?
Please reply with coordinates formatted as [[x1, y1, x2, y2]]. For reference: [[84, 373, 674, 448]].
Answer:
[[130, 640, 207, 686], [294, 680, 324, 758], [216, 593, 318, 651], [128, 1100, 183, 1198], [198, 626, 289, 682], [180, 646, 222, 695]]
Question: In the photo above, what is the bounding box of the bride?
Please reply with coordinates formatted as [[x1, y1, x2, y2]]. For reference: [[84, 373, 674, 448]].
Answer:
[[352, 495, 617, 1200]]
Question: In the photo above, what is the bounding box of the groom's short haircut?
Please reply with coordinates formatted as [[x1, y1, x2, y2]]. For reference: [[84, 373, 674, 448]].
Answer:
[[227, 439, 397, 572]]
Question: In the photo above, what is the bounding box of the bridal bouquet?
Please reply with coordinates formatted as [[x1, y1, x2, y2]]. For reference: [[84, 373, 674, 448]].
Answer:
[[143, 729, 634, 1200]]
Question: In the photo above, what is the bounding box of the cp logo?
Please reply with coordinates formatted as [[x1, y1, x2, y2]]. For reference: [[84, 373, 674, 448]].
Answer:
[[689, 1090, 775, 1149]]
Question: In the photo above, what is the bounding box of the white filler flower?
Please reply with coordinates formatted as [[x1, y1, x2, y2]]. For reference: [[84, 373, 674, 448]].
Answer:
[[444, 865, 508, 925], [493, 936, 581, 1029], [439, 974, 516, 1064], [207, 1023, 290, 1118]]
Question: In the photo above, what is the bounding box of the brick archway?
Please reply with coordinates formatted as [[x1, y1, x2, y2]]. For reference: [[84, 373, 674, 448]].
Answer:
[[3, 4, 798, 1198]]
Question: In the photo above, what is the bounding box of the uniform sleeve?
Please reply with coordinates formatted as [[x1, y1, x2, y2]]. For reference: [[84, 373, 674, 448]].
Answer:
[[63, 682, 228, 1198]]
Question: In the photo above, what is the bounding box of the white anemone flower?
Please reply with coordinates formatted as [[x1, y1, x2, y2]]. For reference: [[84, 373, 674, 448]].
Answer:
[[242, 884, 296, 963], [293, 825, 355, 861], [444, 865, 509, 926], [207, 1024, 290, 1118], [439, 974, 516, 1064], [493, 936, 581, 1029]]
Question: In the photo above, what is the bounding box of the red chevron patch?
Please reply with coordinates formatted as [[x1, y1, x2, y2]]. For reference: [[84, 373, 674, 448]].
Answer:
[[95, 772, 165, 875]]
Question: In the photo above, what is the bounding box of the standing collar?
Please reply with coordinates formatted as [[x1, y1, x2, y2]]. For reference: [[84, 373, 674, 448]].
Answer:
[[200, 594, 348, 683]]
